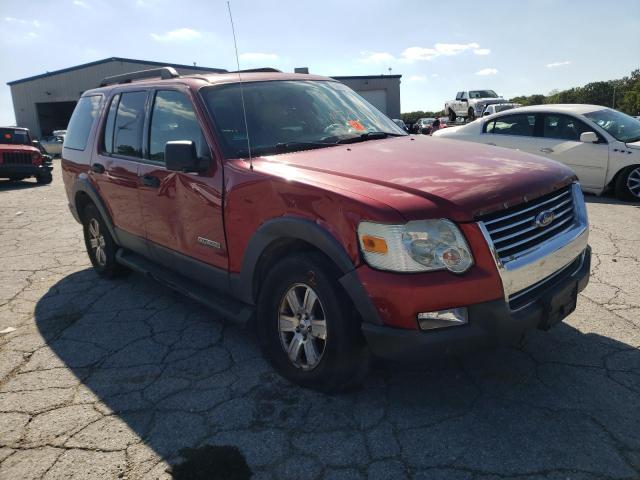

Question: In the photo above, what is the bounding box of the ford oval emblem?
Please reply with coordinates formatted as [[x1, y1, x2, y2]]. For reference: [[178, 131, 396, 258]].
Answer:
[[535, 210, 555, 228]]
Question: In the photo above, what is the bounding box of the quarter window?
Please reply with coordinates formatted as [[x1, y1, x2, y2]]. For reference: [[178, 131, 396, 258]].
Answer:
[[542, 114, 591, 141], [485, 114, 536, 136], [102, 94, 120, 153], [148, 90, 209, 163], [113, 91, 147, 158], [65, 95, 102, 151]]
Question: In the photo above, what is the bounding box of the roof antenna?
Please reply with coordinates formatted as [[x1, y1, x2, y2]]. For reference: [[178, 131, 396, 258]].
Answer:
[[227, 1, 253, 170]]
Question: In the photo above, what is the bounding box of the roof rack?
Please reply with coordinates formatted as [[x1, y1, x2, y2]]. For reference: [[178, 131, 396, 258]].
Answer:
[[229, 67, 282, 73], [99, 66, 180, 87]]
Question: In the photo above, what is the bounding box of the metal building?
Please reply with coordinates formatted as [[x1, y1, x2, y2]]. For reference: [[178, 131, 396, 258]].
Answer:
[[7, 57, 402, 138], [7, 58, 225, 138]]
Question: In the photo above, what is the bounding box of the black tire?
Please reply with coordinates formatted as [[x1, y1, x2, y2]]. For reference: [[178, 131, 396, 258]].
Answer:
[[614, 165, 640, 202], [256, 253, 370, 392], [82, 204, 127, 278], [448, 109, 456, 123], [36, 172, 53, 184], [468, 107, 476, 121]]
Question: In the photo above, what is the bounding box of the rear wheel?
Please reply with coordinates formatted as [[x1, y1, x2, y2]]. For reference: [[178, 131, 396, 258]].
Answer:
[[614, 165, 640, 201], [256, 253, 369, 392], [82, 204, 127, 278]]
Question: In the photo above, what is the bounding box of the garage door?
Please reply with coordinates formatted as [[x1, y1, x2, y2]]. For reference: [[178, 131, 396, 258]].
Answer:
[[358, 90, 388, 115]]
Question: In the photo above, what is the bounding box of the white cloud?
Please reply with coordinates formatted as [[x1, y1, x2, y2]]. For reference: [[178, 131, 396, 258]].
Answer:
[[73, 0, 89, 8], [408, 74, 426, 82], [239, 52, 279, 63], [546, 60, 571, 68], [431, 73, 439, 77], [401, 42, 488, 63], [150, 28, 203, 42], [401, 46, 438, 62], [359, 51, 395, 64], [5, 17, 41, 28], [26, 32, 38, 38], [476, 68, 498, 76]]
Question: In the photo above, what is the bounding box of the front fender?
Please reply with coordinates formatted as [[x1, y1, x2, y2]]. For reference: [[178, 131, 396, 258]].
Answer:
[[230, 216, 382, 325]]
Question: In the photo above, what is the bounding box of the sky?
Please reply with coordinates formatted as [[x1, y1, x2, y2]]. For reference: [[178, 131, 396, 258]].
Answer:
[[1, 0, 639, 125]]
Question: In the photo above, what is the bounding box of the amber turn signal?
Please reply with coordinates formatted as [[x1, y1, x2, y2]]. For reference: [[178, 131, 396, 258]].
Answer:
[[361, 235, 388, 254]]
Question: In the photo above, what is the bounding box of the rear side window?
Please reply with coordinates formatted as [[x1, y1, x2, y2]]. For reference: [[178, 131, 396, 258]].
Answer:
[[113, 91, 147, 158], [65, 95, 102, 150], [485, 114, 536, 136], [148, 90, 209, 163]]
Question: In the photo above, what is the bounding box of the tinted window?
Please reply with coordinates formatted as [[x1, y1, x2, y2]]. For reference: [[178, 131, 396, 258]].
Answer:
[[149, 90, 209, 162], [486, 114, 536, 136], [543, 114, 591, 141], [0, 128, 31, 145], [113, 91, 147, 158], [65, 95, 102, 150], [102, 94, 120, 153]]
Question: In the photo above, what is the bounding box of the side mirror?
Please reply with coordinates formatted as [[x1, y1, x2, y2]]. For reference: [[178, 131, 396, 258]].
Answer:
[[460, 98, 468, 102], [579, 131, 598, 143], [165, 141, 204, 172]]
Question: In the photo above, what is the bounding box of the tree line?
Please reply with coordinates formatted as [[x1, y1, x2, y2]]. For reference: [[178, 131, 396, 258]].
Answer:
[[401, 68, 640, 124]]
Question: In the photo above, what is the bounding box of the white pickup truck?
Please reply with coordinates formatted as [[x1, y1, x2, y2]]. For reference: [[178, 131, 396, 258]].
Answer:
[[445, 90, 505, 122]]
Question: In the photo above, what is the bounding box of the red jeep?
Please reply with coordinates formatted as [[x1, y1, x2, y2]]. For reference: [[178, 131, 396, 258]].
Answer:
[[62, 67, 590, 391], [0, 127, 53, 184]]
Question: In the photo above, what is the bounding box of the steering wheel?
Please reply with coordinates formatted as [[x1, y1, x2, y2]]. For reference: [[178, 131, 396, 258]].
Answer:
[[323, 123, 344, 134]]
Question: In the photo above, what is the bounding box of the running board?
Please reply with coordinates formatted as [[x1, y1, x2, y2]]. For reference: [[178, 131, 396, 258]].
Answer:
[[115, 249, 253, 325]]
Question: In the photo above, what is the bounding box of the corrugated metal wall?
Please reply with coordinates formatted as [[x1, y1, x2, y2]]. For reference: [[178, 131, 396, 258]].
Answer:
[[9, 60, 219, 138]]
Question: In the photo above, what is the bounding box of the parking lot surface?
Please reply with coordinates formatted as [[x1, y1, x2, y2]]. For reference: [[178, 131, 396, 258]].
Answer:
[[1, 163, 639, 480]]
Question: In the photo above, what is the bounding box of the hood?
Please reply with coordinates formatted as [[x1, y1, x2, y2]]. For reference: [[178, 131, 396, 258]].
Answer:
[[0, 144, 38, 153], [627, 141, 640, 150], [252, 136, 576, 222]]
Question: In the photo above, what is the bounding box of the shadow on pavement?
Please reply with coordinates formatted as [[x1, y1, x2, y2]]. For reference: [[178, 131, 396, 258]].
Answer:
[[0, 179, 44, 191], [34, 268, 640, 479]]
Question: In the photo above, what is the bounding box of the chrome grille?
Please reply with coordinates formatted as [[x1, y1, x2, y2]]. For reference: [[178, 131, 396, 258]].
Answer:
[[2, 152, 32, 165], [479, 185, 576, 263]]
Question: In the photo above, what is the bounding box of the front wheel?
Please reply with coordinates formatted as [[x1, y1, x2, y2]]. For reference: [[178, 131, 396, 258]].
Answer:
[[256, 253, 369, 392], [468, 107, 476, 121], [448, 109, 456, 123], [36, 172, 53, 184], [614, 165, 640, 201]]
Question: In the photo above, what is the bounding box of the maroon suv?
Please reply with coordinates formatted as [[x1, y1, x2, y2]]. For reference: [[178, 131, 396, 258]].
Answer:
[[62, 67, 590, 391]]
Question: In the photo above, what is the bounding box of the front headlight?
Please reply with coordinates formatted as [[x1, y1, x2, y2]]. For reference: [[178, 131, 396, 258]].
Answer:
[[357, 219, 474, 273]]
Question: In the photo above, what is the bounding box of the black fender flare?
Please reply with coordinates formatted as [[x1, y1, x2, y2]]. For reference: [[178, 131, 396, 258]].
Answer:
[[72, 176, 120, 245], [231, 217, 382, 325]]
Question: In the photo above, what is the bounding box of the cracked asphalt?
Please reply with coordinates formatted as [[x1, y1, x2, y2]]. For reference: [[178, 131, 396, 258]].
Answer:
[[1, 163, 639, 480]]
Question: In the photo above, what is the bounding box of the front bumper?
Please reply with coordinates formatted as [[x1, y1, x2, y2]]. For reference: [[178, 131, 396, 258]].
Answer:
[[0, 163, 53, 178], [362, 246, 590, 361]]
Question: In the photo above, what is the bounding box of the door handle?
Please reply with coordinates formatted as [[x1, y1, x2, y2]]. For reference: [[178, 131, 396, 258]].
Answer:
[[140, 174, 161, 188], [91, 163, 105, 174], [539, 147, 554, 153]]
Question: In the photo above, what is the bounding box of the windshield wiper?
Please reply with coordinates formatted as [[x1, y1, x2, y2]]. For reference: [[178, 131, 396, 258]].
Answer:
[[274, 141, 336, 152], [336, 131, 405, 144]]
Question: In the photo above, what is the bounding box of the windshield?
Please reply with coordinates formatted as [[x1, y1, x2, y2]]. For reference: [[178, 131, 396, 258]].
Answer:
[[584, 108, 640, 143], [0, 128, 31, 145], [201, 80, 406, 158], [469, 90, 498, 99]]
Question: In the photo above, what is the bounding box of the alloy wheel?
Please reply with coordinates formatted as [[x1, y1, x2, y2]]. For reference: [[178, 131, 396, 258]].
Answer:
[[88, 218, 107, 267], [627, 167, 640, 199], [278, 283, 327, 370]]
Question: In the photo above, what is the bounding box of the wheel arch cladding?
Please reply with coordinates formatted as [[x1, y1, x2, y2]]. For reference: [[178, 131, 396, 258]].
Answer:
[[73, 177, 119, 244], [233, 217, 383, 325]]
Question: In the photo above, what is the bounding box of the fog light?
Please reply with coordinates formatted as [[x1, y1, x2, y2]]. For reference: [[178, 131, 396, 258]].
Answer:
[[418, 308, 468, 330]]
